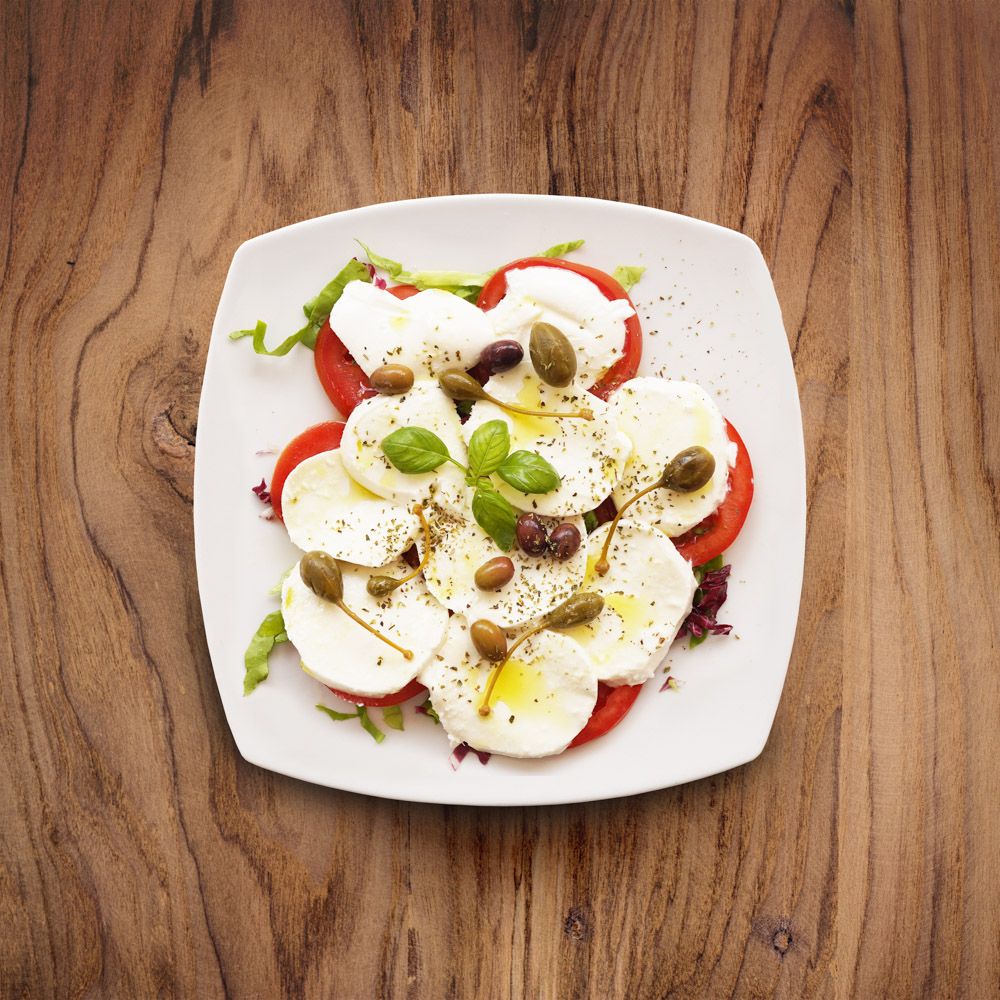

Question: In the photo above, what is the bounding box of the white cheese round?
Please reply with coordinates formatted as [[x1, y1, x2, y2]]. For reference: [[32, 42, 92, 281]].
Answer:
[[281, 556, 449, 696], [419, 615, 598, 758], [566, 520, 697, 686], [484, 265, 633, 387], [418, 506, 588, 629], [327, 280, 496, 379], [610, 378, 735, 535], [280, 449, 420, 567], [341, 380, 469, 513], [462, 374, 632, 517]]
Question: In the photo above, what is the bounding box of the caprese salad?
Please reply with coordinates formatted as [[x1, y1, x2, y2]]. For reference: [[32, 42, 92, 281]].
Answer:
[[232, 240, 753, 761]]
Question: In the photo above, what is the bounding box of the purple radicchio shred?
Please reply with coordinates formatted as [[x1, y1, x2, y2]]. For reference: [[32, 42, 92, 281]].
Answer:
[[449, 742, 491, 770], [251, 478, 271, 504], [659, 675, 679, 692], [374, 276, 387, 290], [678, 564, 733, 639]]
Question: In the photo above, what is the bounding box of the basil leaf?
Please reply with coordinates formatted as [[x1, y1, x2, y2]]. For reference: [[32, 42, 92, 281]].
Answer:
[[467, 420, 510, 480], [357, 706, 386, 744], [538, 239, 584, 258], [612, 265, 645, 292], [472, 485, 517, 551], [316, 704, 359, 722], [382, 427, 452, 473], [496, 450, 561, 495], [583, 510, 599, 534], [230, 258, 371, 355], [382, 704, 405, 731], [357, 241, 403, 278], [243, 610, 288, 694]]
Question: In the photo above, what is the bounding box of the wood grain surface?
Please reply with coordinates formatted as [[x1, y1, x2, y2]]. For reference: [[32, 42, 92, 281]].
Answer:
[[2, 1, 998, 997]]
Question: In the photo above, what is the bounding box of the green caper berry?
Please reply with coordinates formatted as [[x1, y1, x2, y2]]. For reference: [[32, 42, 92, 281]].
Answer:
[[661, 446, 716, 493], [300, 551, 344, 603], [529, 322, 577, 388], [545, 592, 605, 629]]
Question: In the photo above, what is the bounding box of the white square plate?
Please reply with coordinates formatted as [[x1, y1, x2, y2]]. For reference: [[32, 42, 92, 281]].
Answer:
[[194, 194, 805, 806]]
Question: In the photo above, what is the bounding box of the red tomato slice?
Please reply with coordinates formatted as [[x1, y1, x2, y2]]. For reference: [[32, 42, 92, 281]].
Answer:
[[568, 682, 642, 749], [477, 257, 642, 399], [269, 420, 345, 521], [326, 679, 427, 708], [314, 283, 420, 415], [673, 420, 754, 565]]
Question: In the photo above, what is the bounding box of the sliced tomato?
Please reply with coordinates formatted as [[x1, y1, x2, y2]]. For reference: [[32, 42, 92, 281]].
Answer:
[[477, 257, 642, 399], [269, 420, 345, 521], [314, 283, 420, 415], [326, 678, 427, 708], [673, 420, 754, 565], [568, 682, 642, 749]]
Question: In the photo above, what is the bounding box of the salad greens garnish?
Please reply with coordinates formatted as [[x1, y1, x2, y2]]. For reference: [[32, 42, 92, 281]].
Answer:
[[357, 239, 586, 303], [229, 258, 371, 354], [416, 698, 440, 724], [381, 420, 560, 550], [538, 239, 585, 258], [243, 610, 288, 694], [583, 510, 600, 534], [316, 703, 390, 743], [682, 557, 732, 648], [612, 265, 645, 292], [382, 704, 405, 732]]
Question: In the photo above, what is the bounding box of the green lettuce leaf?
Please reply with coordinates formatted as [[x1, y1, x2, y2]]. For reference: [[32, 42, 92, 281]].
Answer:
[[243, 610, 288, 694], [538, 239, 584, 258], [315, 703, 387, 743], [612, 265, 645, 292], [382, 704, 405, 731], [230, 258, 371, 355]]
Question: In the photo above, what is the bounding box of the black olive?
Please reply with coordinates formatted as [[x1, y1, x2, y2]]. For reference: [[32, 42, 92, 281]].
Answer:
[[515, 513, 548, 556]]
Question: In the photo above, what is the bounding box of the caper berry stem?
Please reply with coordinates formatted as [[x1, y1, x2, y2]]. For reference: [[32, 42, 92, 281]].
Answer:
[[477, 622, 547, 717], [493, 394, 594, 421], [366, 504, 431, 597], [301, 551, 414, 659], [594, 481, 662, 575], [335, 598, 414, 660]]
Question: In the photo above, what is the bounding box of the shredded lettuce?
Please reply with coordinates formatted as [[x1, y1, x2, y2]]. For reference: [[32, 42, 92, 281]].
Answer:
[[357, 238, 586, 303], [230, 258, 371, 354], [538, 239, 584, 258], [382, 704, 405, 731], [243, 610, 288, 694], [612, 265, 645, 292], [316, 703, 387, 743]]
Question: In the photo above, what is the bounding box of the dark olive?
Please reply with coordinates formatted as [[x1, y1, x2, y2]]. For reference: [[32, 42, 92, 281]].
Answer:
[[661, 445, 716, 493], [545, 592, 605, 629], [439, 370, 488, 402], [479, 339, 524, 375], [474, 556, 516, 591], [300, 551, 344, 603], [529, 322, 577, 388], [366, 575, 399, 598], [515, 512, 548, 556], [548, 523, 581, 560], [470, 619, 508, 663], [370, 364, 414, 395]]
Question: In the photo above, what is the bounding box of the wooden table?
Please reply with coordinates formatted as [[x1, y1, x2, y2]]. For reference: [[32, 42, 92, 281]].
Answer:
[[3, 2, 998, 997]]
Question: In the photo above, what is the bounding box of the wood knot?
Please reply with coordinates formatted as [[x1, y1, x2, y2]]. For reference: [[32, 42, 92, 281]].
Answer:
[[152, 405, 197, 457], [563, 906, 590, 942], [771, 920, 793, 957]]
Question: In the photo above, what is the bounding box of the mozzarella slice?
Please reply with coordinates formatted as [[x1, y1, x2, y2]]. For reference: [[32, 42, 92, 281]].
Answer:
[[565, 521, 697, 686], [419, 615, 598, 758], [341, 380, 469, 513], [418, 506, 587, 629], [281, 556, 448, 696], [280, 449, 420, 567], [485, 265, 634, 387], [611, 378, 736, 535], [462, 374, 632, 517], [327, 280, 496, 379]]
